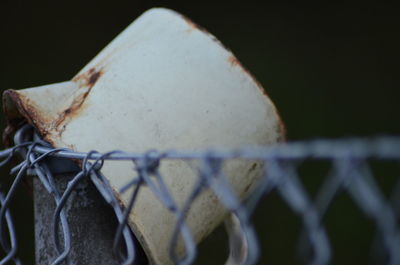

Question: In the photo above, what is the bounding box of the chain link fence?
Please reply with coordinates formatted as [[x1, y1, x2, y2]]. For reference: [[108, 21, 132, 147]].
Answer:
[[0, 124, 400, 265]]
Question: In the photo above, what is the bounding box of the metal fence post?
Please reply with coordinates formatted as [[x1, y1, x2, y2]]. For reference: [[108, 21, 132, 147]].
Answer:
[[33, 173, 120, 265]]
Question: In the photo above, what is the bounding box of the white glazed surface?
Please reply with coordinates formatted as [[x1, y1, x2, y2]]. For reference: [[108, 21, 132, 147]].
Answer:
[[4, 8, 284, 264]]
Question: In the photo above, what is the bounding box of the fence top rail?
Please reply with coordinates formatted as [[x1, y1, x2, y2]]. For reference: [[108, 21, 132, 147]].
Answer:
[[3, 132, 400, 162]]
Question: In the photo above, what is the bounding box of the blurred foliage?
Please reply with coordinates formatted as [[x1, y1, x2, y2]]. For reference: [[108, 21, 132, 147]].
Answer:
[[0, 1, 399, 264]]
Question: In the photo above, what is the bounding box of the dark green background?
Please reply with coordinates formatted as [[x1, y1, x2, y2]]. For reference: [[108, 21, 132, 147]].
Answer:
[[0, 1, 399, 264]]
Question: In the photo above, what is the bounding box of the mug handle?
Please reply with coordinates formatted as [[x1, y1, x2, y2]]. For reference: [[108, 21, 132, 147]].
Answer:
[[224, 213, 249, 265]]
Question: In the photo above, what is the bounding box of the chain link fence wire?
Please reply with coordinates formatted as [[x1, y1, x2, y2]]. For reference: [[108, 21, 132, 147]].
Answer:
[[0, 124, 399, 265]]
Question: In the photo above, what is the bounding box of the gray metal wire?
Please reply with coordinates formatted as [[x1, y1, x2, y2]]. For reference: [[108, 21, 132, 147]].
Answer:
[[0, 124, 399, 265]]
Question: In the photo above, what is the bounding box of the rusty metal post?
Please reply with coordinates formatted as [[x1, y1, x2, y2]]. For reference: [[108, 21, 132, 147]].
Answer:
[[33, 173, 120, 265]]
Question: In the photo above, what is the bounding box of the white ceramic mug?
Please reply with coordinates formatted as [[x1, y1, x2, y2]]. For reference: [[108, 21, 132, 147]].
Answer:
[[3, 8, 284, 264]]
